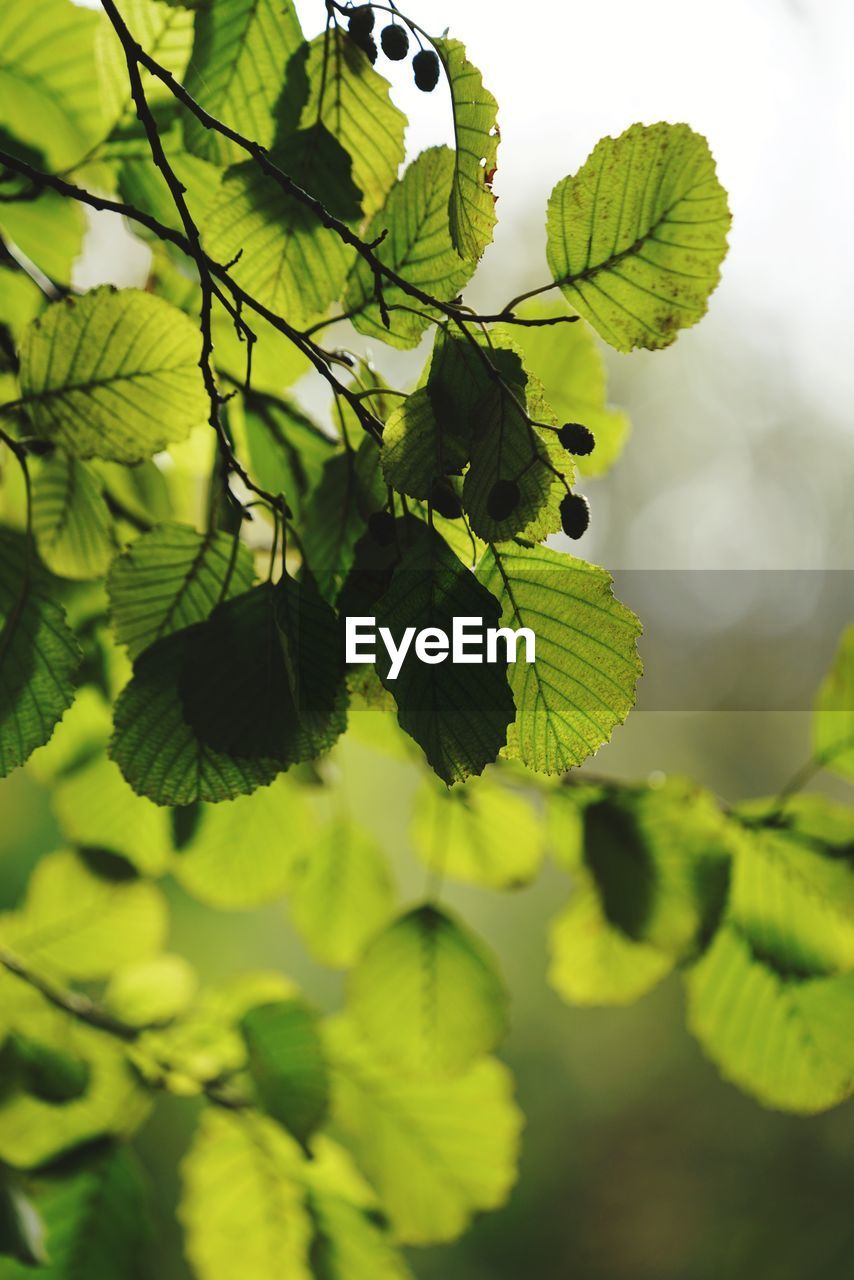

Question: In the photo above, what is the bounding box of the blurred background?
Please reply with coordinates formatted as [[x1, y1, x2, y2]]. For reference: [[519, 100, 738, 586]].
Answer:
[[3, 0, 854, 1275]]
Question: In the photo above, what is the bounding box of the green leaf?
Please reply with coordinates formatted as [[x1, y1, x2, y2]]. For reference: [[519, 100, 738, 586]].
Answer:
[[548, 880, 673, 1007], [344, 147, 476, 349], [52, 752, 173, 876], [326, 1018, 522, 1245], [172, 775, 316, 908], [813, 623, 854, 780], [579, 779, 735, 959], [737, 792, 854, 852], [477, 543, 642, 773], [288, 820, 395, 969], [2, 1034, 91, 1105], [302, 1139, 413, 1280], [113, 128, 221, 236], [0, 0, 103, 169], [302, 441, 383, 601], [32, 453, 116, 581], [19, 288, 210, 463], [178, 577, 347, 770], [0, 849, 167, 980], [412, 775, 543, 889], [300, 31, 406, 217], [374, 526, 515, 784], [107, 523, 255, 660], [110, 626, 280, 805], [685, 924, 854, 1113], [497, 307, 630, 478], [0, 530, 81, 779], [184, 0, 304, 165], [96, 0, 195, 126], [205, 128, 361, 327], [104, 954, 197, 1028], [241, 999, 329, 1148], [463, 364, 567, 543], [0, 972, 151, 1167], [0, 1146, 152, 1279], [241, 391, 336, 524], [348, 905, 508, 1077], [728, 825, 854, 976], [0, 1179, 45, 1267], [26, 686, 112, 785], [0, 193, 86, 287], [546, 122, 731, 351], [434, 38, 499, 262], [179, 1109, 313, 1280], [0, 267, 44, 342]]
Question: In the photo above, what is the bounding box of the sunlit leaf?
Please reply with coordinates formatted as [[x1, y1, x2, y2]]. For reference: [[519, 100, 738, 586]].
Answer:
[[0, 193, 86, 288], [19, 288, 210, 463], [546, 122, 730, 351], [686, 924, 854, 1114], [241, 998, 329, 1148], [345, 147, 476, 349], [105, 954, 197, 1028], [0, 849, 167, 980], [477, 543, 641, 773], [53, 752, 172, 876], [434, 38, 499, 262], [179, 1109, 313, 1280], [412, 775, 543, 889], [107, 523, 255, 660], [348, 905, 508, 1077], [326, 1018, 522, 1245], [288, 820, 394, 969], [184, 0, 304, 164], [32, 453, 116, 581], [172, 775, 315, 908], [0, 530, 80, 779]]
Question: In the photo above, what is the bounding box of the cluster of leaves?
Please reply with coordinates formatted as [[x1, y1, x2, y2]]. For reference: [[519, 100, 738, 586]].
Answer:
[[0, 0, 846, 1276]]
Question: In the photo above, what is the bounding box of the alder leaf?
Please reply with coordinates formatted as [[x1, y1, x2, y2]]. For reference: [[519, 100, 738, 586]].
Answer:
[[110, 626, 280, 805], [107, 523, 255, 661], [0, 192, 86, 288], [184, 0, 303, 164], [326, 1018, 522, 1245], [546, 122, 731, 351], [205, 129, 361, 328], [173, 775, 316, 909], [53, 753, 173, 876], [0, 849, 167, 980], [288, 820, 395, 969], [241, 999, 329, 1148], [496, 307, 631, 478], [411, 775, 543, 890], [178, 577, 347, 770], [548, 880, 673, 1007], [18, 289, 210, 463], [813, 623, 854, 781], [374, 526, 515, 784], [348, 905, 508, 1077], [477, 543, 642, 773], [685, 924, 854, 1114], [0, 1146, 152, 1279], [300, 31, 406, 217], [728, 824, 854, 976], [344, 147, 476, 349], [434, 38, 499, 262], [105, 954, 197, 1028], [32, 453, 116, 581], [179, 1110, 313, 1280], [0, 531, 81, 779], [96, 0, 195, 126], [0, 0, 103, 169]]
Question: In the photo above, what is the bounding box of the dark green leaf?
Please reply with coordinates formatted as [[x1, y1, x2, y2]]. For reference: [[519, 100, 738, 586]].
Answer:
[[241, 999, 329, 1147]]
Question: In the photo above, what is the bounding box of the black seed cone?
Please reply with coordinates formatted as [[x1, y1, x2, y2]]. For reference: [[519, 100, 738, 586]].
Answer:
[[368, 509, 396, 545], [381, 23, 409, 59], [560, 492, 590, 539], [487, 478, 521, 523], [413, 48, 440, 91], [429, 477, 462, 520], [558, 422, 595, 456], [348, 5, 375, 36]]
